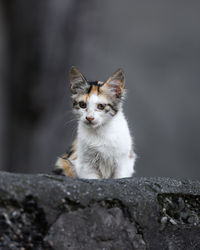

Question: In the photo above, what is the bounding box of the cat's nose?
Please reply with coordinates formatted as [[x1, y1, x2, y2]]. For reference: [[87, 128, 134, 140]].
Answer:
[[86, 116, 94, 123]]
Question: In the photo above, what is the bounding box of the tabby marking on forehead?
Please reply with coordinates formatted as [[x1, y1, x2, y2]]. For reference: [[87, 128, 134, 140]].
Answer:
[[87, 81, 104, 95], [88, 85, 99, 95]]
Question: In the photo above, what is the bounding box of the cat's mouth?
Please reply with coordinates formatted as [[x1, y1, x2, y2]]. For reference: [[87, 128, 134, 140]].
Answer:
[[84, 120, 98, 127]]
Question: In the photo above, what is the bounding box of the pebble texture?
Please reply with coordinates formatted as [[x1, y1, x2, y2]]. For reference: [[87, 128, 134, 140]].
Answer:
[[0, 171, 200, 249]]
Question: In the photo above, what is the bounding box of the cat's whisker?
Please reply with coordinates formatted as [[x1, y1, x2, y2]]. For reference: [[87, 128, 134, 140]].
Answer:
[[64, 118, 77, 127], [71, 125, 77, 138], [64, 110, 74, 118]]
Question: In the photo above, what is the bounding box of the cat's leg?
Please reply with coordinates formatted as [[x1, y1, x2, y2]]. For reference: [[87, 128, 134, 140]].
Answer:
[[114, 155, 136, 179], [75, 163, 101, 179], [54, 157, 76, 177]]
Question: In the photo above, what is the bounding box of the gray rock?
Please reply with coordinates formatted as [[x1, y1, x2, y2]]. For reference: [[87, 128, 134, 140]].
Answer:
[[0, 171, 200, 249]]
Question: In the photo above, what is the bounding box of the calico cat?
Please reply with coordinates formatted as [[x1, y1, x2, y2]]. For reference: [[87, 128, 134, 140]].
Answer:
[[55, 66, 136, 179]]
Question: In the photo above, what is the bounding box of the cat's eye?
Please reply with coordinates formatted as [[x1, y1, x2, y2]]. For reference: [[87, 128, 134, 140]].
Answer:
[[97, 104, 105, 110], [79, 101, 87, 109]]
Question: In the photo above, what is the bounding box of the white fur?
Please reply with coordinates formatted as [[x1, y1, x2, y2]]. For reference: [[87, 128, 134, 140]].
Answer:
[[73, 94, 136, 179], [55, 158, 63, 169]]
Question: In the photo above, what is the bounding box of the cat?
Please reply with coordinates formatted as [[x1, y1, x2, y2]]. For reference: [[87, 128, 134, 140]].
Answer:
[[54, 66, 136, 179]]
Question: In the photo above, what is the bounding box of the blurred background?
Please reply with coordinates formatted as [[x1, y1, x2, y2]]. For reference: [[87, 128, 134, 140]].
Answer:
[[0, 0, 200, 179]]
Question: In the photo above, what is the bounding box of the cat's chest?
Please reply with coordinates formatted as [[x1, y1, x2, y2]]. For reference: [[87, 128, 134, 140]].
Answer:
[[81, 133, 119, 156], [77, 118, 131, 158], [80, 137, 117, 177]]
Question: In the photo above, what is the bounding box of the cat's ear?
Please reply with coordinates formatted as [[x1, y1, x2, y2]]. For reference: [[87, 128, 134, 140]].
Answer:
[[69, 66, 90, 94], [102, 69, 125, 98]]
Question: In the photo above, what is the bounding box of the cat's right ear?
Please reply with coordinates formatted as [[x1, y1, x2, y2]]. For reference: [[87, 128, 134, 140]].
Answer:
[[69, 66, 89, 94]]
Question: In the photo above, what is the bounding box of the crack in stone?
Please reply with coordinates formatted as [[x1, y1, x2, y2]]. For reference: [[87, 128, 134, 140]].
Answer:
[[158, 193, 200, 226]]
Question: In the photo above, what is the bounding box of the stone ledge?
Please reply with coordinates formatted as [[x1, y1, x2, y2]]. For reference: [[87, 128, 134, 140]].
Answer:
[[0, 171, 200, 249]]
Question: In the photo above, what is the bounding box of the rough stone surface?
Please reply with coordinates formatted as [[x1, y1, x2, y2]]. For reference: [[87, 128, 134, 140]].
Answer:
[[0, 171, 200, 249]]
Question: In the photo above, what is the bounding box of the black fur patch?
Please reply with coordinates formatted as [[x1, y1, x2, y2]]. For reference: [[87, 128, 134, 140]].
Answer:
[[73, 100, 79, 109], [87, 85, 92, 94], [87, 81, 101, 93], [108, 104, 118, 116], [52, 168, 65, 176], [88, 81, 98, 86]]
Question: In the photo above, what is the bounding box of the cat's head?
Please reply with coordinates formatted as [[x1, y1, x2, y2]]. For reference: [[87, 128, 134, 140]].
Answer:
[[70, 66, 125, 128]]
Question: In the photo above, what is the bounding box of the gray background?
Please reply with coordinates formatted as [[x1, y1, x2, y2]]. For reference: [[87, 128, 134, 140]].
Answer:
[[0, 0, 200, 179]]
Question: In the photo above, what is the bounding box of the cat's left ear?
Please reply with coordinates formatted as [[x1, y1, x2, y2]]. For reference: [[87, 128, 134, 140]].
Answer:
[[103, 69, 125, 98]]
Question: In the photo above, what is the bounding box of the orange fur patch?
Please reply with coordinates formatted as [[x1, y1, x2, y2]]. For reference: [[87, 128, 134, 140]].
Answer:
[[61, 158, 76, 178], [91, 85, 99, 95], [77, 83, 110, 103], [85, 85, 100, 101]]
